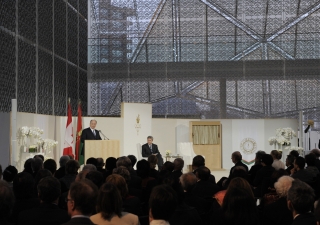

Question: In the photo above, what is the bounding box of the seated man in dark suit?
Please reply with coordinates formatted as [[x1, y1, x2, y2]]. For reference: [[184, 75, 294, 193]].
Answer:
[[193, 166, 220, 198], [62, 180, 98, 225], [18, 176, 70, 225], [80, 119, 102, 155], [287, 179, 316, 225], [285, 154, 295, 174], [171, 158, 184, 188], [290, 156, 315, 184], [0, 180, 15, 225], [141, 136, 163, 170], [192, 155, 216, 184], [229, 151, 248, 176], [248, 150, 266, 184]]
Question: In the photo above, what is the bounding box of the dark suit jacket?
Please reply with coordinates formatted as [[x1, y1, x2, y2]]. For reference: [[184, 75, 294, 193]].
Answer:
[[18, 202, 70, 225], [61, 217, 95, 225], [193, 180, 220, 198], [229, 161, 249, 177], [141, 143, 160, 157], [80, 127, 102, 155], [291, 213, 316, 225], [261, 197, 293, 225], [292, 169, 315, 184]]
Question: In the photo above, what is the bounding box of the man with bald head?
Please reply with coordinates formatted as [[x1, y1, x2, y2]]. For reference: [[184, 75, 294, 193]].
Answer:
[[229, 151, 248, 177], [80, 120, 102, 156]]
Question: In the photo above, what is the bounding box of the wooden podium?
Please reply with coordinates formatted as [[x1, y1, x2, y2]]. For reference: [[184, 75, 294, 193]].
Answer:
[[84, 140, 120, 163]]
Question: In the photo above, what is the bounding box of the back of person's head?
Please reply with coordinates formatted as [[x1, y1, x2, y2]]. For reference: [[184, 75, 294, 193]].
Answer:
[[0, 180, 15, 221], [305, 153, 317, 167], [65, 160, 80, 175], [86, 157, 98, 167], [69, 180, 98, 215], [97, 183, 122, 220], [286, 155, 295, 166], [127, 155, 137, 168], [274, 176, 294, 197], [82, 164, 97, 172], [106, 174, 128, 199], [13, 172, 35, 199], [227, 177, 252, 191], [34, 155, 44, 161], [174, 158, 184, 171], [287, 179, 315, 214], [271, 150, 282, 160], [116, 156, 132, 170], [195, 166, 211, 181], [192, 155, 205, 168], [255, 150, 266, 164], [294, 156, 305, 170], [105, 157, 117, 171], [289, 150, 299, 159], [37, 176, 61, 203], [32, 157, 43, 173], [232, 151, 242, 163], [24, 158, 34, 174], [179, 172, 197, 192], [222, 186, 258, 225], [34, 169, 52, 187], [112, 166, 131, 183], [59, 155, 70, 167], [96, 158, 104, 168], [261, 154, 273, 166], [149, 185, 178, 221], [44, 159, 57, 175], [85, 171, 104, 189], [137, 159, 151, 178], [3, 165, 18, 182], [311, 149, 320, 158], [162, 161, 174, 172], [148, 155, 158, 169]]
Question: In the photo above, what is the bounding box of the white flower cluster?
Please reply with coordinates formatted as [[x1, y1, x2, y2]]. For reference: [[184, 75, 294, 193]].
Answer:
[[165, 150, 171, 155], [19, 126, 43, 139], [285, 146, 304, 151], [37, 138, 58, 154], [269, 127, 297, 146]]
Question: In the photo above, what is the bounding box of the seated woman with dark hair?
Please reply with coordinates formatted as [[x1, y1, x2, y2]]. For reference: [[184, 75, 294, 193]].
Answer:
[[90, 183, 139, 225], [148, 155, 159, 180], [106, 174, 142, 216], [210, 177, 259, 225]]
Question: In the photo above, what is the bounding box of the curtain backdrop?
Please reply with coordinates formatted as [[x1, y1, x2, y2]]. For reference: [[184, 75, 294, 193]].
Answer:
[[192, 125, 220, 145]]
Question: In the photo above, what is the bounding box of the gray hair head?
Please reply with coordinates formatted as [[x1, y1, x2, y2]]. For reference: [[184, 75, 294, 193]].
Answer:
[[82, 164, 97, 172], [274, 176, 294, 197], [59, 155, 70, 167]]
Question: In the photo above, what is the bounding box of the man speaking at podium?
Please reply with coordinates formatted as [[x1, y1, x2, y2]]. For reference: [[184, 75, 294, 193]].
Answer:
[[80, 120, 102, 155], [142, 136, 163, 170]]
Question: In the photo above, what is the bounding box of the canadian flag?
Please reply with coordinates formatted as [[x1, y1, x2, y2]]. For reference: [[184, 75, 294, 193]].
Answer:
[[63, 100, 74, 157]]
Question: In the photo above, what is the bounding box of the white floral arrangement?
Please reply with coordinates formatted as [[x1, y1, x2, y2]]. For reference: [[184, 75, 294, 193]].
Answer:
[[19, 126, 44, 139], [37, 138, 58, 154], [286, 146, 304, 155], [165, 150, 171, 156], [268, 127, 297, 151]]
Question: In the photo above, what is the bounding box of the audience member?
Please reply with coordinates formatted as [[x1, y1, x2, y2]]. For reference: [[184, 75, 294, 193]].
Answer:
[[117, 156, 142, 190], [211, 178, 258, 225], [285, 154, 295, 174], [60, 159, 80, 193], [315, 199, 320, 225], [3, 165, 18, 188], [96, 157, 107, 179], [305, 153, 320, 177], [261, 176, 294, 225], [82, 164, 97, 172], [149, 185, 178, 225], [148, 155, 159, 180], [105, 157, 117, 178], [23, 158, 34, 175], [158, 161, 174, 184], [137, 159, 157, 204], [194, 166, 220, 198], [0, 180, 15, 225], [289, 150, 299, 159], [248, 150, 266, 184], [271, 150, 285, 170], [86, 157, 98, 167], [34, 154, 44, 161], [222, 166, 249, 189], [192, 155, 216, 184], [90, 183, 139, 225], [31, 156, 44, 177], [290, 156, 314, 183], [128, 155, 137, 169], [229, 151, 248, 177], [62, 180, 98, 225], [44, 159, 57, 176], [171, 158, 184, 187], [18, 176, 69, 225], [75, 170, 89, 181], [55, 155, 70, 179], [106, 174, 142, 216], [34, 169, 53, 190], [287, 179, 316, 225], [310, 149, 320, 171], [253, 154, 275, 197], [86, 170, 104, 189]]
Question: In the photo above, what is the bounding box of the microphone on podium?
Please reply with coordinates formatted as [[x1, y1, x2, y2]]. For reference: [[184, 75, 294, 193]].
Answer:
[[98, 130, 109, 140]]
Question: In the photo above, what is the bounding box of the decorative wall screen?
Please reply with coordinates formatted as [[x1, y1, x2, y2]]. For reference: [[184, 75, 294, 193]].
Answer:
[[87, 0, 320, 124], [0, 0, 88, 116]]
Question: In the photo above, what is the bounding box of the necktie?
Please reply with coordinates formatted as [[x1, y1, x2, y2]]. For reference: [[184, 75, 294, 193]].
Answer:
[[93, 129, 96, 136], [149, 145, 153, 153]]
